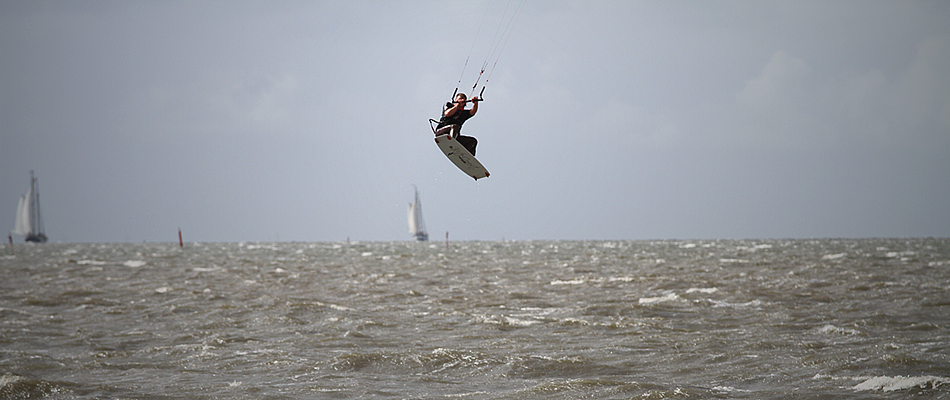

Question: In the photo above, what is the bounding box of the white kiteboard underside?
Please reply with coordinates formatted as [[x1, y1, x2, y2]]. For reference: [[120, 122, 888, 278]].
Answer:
[[435, 134, 490, 180]]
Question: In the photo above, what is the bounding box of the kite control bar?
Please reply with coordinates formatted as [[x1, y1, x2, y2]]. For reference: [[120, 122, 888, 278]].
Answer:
[[450, 86, 486, 103], [450, 97, 484, 104]]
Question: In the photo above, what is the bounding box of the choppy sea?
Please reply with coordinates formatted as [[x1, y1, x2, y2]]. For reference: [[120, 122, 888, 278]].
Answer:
[[1, 239, 948, 399]]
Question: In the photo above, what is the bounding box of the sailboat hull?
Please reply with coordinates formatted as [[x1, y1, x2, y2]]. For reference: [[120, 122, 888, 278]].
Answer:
[[26, 233, 47, 243]]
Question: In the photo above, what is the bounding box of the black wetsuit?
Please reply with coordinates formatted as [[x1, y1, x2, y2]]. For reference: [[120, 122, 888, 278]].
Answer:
[[436, 102, 478, 156]]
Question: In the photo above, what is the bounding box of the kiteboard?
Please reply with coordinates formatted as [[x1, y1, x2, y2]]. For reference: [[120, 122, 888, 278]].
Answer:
[[435, 134, 490, 180]]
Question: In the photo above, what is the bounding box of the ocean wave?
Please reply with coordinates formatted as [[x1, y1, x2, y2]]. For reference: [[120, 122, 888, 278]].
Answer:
[[638, 293, 680, 305], [818, 324, 862, 335], [854, 375, 947, 391], [0, 373, 65, 399], [76, 259, 109, 265], [517, 379, 707, 398], [719, 258, 749, 263], [549, 276, 638, 286], [822, 253, 847, 260], [709, 299, 763, 308], [74, 259, 147, 267], [0, 374, 20, 388], [124, 260, 147, 267], [475, 314, 542, 327], [329, 348, 503, 374], [550, 278, 586, 285]]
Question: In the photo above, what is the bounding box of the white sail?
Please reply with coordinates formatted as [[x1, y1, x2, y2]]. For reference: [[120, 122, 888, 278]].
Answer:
[[11, 171, 46, 242], [408, 203, 419, 234], [407, 186, 428, 241], [12, 187, 32, 236]]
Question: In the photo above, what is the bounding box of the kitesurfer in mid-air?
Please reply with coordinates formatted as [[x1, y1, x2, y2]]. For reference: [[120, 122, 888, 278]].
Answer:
[[436, 92, 480, 156]]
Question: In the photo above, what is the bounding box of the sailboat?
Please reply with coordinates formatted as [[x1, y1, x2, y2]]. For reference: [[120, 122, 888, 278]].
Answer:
[[407, 185, 429, 241], [11, 170, 47, 243]]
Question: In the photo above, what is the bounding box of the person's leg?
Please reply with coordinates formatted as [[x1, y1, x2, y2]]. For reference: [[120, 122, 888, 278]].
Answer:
[[435, 125, 459, 139], [457, 135, 477, 156]]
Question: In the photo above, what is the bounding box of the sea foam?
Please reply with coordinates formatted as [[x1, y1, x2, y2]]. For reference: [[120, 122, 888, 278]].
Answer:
[[638, 293, 680, 305], [854, 375, 947, 391]]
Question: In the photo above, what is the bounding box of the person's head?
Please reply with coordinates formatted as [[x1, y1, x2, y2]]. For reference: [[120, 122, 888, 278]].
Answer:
[[455, 93, 467, 103]]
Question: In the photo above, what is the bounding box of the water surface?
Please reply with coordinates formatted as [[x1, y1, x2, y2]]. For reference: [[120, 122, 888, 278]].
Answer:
[[1, 239, 948, 399]]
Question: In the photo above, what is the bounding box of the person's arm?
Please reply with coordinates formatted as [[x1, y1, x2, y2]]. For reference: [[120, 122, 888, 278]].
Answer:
[[444, 101, 463, 117], [469, 96, 479, 116]]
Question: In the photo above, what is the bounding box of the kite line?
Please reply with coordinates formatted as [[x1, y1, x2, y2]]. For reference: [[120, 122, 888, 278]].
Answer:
[[451, 0, 527, 101]]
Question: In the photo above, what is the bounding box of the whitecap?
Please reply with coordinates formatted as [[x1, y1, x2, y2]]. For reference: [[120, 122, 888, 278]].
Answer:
[[713, 385, 749, 393], [124, 260, 146, 268], [686, 287, 718, 294], [502, 316, 540, 326], [638, 293, 680, 305], [719, 258, 748, 263], [316, 301, 354, 312], [885, 251, 916, 258], [550, 278, 585, 285], [0, 373, 23, 386], [822, 253, 846, 260], [854, 375, 947, 391], [609, 276, 635, 283], [710, 299, 762, 308], [819, 324, 861, 335]]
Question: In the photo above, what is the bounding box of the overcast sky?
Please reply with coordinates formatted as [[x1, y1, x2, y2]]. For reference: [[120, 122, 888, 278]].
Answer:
[[2, 1, 948, 243]]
